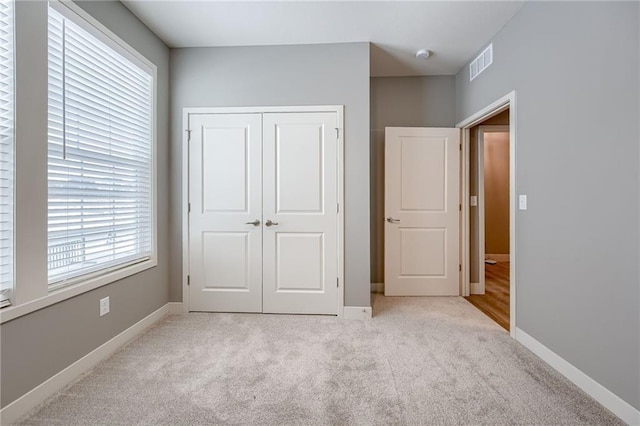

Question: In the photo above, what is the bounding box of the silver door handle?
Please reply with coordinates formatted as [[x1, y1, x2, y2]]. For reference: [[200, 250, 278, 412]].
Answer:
[[265, 220, 279, 227], [386, 217, 400, 223], [245, 219, 260, 226]]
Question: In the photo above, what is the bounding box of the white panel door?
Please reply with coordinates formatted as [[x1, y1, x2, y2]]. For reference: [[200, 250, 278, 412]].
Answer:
[[385, 127, 460, 296], [262, 112, 338, 314], [189, 114, 263, 312]]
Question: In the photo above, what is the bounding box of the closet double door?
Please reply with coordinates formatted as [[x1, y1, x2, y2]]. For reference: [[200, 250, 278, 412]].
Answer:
[[188, 111, 339, 315]]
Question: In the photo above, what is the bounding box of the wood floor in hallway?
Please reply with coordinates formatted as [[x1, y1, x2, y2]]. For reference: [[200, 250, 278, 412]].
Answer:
[[465, 261, 510, 331]]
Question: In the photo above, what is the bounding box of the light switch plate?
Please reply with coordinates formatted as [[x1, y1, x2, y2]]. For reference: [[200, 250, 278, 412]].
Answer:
[[519, 195, 527, 210], [470, 196, 478, 207], [100, 297, 110, 317]]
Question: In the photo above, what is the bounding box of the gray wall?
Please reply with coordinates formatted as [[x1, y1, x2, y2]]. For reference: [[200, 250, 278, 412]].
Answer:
[[1, 1, 170, 408], [456, 2, 639, 409], [370, 76, 455, 283], [170, 43, 371, 307]]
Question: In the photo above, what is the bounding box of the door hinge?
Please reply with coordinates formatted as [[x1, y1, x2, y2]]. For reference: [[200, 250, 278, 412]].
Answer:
[[186, 129, 192, 142], [459, 264, 462, 272], [188, 203, 191, 213], [337, 203, 340, 214], [187, 275, 190, 285], [335, 128, 340, 139], [459, 204, 462, 211], [459, 143, 462, 151], [337, 278, 339, 288]]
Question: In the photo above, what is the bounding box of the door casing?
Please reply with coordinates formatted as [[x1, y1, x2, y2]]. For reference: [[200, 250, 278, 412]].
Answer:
[[182, 106, 345, 316], [457, 91, 517, 338]]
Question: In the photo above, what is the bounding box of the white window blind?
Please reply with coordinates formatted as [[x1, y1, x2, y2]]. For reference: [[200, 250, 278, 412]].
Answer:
[[47, 7, 153, 286], [0, 0, 14, 306]]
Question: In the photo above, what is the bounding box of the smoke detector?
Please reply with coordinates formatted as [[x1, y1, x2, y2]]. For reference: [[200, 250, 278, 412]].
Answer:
[[415, 49, 431, 60]]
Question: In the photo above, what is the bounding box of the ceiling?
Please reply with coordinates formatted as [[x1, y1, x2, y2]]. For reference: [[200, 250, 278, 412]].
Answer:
[[122, 1, 525, 77]]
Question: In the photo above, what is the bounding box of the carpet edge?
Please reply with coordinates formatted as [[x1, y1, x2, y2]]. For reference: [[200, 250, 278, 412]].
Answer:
[[0, 304, 171, 425]]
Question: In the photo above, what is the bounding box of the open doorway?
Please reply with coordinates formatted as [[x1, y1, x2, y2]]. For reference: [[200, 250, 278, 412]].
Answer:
[[458, 92, 515, 336], [465, 116, 510, 330]]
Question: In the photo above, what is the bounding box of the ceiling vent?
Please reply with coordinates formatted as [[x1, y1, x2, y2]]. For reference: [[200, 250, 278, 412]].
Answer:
[[469, 43, 493, 81]]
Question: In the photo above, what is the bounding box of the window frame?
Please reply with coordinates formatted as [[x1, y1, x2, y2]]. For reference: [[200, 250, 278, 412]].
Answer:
[[0, 0, 157, 323]]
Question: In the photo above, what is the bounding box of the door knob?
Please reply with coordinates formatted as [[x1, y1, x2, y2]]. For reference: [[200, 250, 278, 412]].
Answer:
[[265, 220, 279, 227], [245, 219, 260, 226], [386, 217, 400, 223]]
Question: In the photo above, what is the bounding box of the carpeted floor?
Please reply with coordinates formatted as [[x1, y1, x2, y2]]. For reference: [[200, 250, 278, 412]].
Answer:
[[17, 295, 623, 425]]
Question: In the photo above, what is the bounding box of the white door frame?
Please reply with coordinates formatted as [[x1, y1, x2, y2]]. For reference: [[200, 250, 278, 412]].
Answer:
[[182, 105, 345, 316], [457, 91, 517, 337], [477, 125, 510, 294]]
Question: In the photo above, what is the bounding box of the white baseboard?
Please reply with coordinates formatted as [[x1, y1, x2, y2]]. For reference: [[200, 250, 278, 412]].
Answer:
[[515, 327, 640, 425], [485, 254, 510, 262], [470, 282, 484, 294], [0, 304, 170, 425], [168, 302, 183, 315], [343, 306, 372, 320], [370, 282, 384, 293]]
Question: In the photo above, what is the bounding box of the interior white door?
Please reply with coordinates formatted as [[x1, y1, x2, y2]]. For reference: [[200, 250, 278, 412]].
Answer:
[[189, 113, 263, 312], [262, 112, 338, 314], [384, 127, 460, 296]]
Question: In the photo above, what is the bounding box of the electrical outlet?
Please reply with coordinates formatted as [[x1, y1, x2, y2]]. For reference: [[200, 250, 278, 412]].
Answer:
[[100, 296, 110, 317]]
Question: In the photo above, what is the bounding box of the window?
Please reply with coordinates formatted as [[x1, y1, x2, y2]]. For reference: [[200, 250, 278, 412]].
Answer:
[[47, 5, 154, 287], [0, 0, 14, 307]]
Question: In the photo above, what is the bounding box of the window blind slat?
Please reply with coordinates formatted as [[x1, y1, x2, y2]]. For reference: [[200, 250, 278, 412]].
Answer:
[[47, 7, 153, 286], [0, 0, 13, 304]]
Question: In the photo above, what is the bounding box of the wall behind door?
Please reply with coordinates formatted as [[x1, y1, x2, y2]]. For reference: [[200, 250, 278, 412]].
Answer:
[[369, 76, 455, 284], [483, 132, 510, 256], [171, 43, 371, 307]]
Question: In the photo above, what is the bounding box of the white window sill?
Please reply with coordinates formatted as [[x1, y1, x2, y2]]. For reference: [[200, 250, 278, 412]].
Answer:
[[0, 258, 157, 324]]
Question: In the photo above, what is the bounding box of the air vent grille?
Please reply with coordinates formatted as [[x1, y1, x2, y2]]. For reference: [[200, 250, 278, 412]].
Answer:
[[470, 43, 493, 81]]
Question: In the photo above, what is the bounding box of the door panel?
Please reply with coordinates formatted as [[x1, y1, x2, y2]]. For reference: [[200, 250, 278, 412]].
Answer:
[[385, 127, 460, 296], [202, 232, 250, 289], [401, 138, 446, 211], [189, 113, 262, 312], [263, 112, 338, 314], [202, 127, 250, 212], [276, 233, 324, 292], [276, 125, 323, 213], [400, 228, 446, 276]]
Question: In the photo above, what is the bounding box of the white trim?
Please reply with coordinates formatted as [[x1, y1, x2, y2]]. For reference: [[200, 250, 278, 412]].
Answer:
[[515, 328, 640, 425], [182, 106, 345, 316], [470, 282, 483, 294], [485, 254, 510, 262], [0, 304, 170, 425], [184, 105, 344, 115], [456, 92, 514, 129], [457, 91, 517, 338], [168, 302, 183, 315], [370, 282, 384, 293], [461, 129, 470, 296], [181, 109, 190, 314], [336, 106, 345, 318], [343, 306, 372, 320], [478, 126, 486, 294], [49, 0, 156, 74]]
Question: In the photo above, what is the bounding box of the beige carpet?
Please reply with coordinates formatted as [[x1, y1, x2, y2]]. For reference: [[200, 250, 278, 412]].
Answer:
[[17, 295, 623, 425]]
